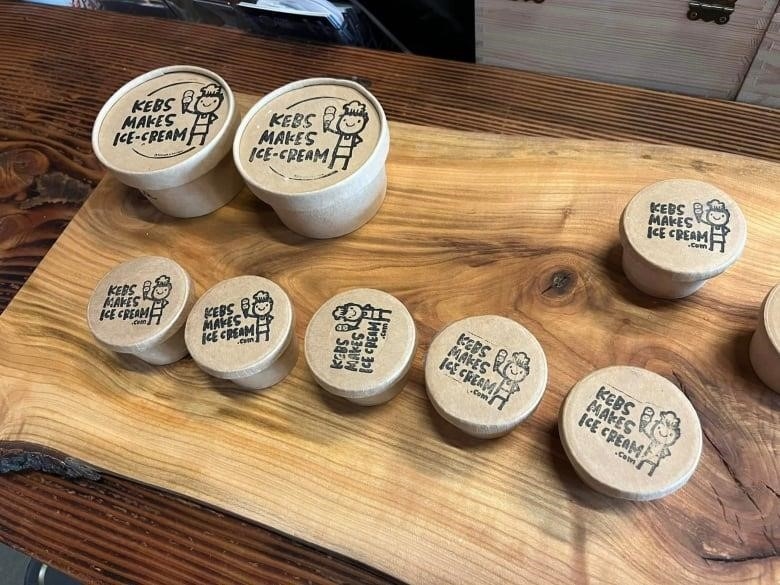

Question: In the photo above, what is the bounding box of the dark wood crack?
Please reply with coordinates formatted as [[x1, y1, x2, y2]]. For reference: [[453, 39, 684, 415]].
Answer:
[[0, 442, 100, 480]]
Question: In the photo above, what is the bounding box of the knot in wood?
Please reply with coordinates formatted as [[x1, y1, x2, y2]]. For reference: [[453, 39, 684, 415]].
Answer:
[[541, 268, 577, 297]]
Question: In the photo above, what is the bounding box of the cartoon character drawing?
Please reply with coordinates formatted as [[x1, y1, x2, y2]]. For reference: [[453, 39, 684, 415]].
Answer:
[[182, 83, 224, 147], [635, 407, 681, 477], [489, 349, 531, 410], [322, 100, 369, 171], [240, 290, 274, 343], [142, 275, 172, 326], [693, 199, 731, 253], [332, 303, 391, 333]]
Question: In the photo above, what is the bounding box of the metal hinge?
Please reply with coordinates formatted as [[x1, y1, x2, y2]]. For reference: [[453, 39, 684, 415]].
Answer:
[[687, 1, 736, 25]]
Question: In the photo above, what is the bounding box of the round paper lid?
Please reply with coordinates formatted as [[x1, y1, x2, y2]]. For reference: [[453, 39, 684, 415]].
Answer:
[[185, 276, 294, 380], [559, 366, 702, 501], [304, 289, 416, 401], [235, 78, 386, 196], [761, 285, 780, 355], [87, 256, 193, 353], [92, 66, 235, 188], [620, 179, 747, 281], [424, 315, 548, 438]]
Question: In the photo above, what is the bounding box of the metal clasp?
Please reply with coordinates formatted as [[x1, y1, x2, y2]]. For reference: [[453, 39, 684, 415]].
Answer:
[[687, 1, 736, 25]]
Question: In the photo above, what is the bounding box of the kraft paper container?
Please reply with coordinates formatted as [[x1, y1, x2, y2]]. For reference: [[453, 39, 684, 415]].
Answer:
[[424, 315, 548, 438], [233, 78, 389, 239], [87, 256, 195, 365], [184, 276, 297, 389], [619, 179, 747, 299], [749, 285, 780, 393], [559, 366, 702, 501], [304, 288, 416, 405], [92, 65, 243, 217]]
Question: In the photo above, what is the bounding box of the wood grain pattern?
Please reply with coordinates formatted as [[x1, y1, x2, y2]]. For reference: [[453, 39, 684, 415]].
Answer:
[[0, 137, 101, 312], [739, 8, 780, 107], [1, 103, 777, 583], [1, 4, 780, 584], [476, 0, 778, 99], [0, 446, 402, 585]]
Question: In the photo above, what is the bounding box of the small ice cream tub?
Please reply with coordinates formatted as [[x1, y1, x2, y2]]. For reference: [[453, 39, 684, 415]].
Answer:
[[233, 78, 389, 239], [184, 276, 297, 389], [559, 366, 702, 501], [749, 285, 780, 393], [304, 288, 416, 405], [92, 65, 243, 217], [619, 179, 747, 299], [424, 315, 548, 438], [87, 256, 195, 365]]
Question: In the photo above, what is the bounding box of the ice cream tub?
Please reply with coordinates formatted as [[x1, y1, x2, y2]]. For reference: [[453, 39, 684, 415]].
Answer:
[[184, 276, 298, 389], [619, 179, 747, 299], [424, 315, 548, 439], [87, 256, 195, 365], [749, 284, 780, 393], [92, 65, 243, 217], [233, 78, 389, 239], [304, 288, 416, 405], [559, 366, 702, 501]]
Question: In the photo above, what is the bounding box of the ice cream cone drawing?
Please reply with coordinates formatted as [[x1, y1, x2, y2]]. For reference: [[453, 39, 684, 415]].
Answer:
[[323, 106, 336, 133], [182, 90, 194, 114]]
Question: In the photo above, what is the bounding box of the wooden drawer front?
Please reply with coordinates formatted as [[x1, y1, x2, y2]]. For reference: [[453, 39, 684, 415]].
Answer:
[[476, 0, 778, 99], [739, 8, 780, 106]]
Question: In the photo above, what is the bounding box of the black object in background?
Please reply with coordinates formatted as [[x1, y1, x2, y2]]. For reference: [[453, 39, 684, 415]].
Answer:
[[25, 559, 82, 585], [235, 1, 395, 50], [357, 0, 474, 61], [25, 1, 475, 62]]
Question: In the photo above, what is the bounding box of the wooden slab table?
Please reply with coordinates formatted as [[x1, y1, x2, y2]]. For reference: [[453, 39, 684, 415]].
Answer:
[[0, 3, 778, 584]]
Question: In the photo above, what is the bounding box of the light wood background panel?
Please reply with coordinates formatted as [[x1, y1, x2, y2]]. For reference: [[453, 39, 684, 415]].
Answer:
[[0, 99, 778, 582], [476, 0, 778, 99], [739, 7, 780, 106]]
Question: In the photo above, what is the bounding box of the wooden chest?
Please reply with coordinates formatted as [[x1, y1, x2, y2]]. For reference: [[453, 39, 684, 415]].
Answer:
[[476, 0, 779, 100]]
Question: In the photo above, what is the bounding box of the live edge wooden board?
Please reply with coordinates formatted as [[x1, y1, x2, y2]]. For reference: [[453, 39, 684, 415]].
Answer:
[[0, 94, 778, 585]]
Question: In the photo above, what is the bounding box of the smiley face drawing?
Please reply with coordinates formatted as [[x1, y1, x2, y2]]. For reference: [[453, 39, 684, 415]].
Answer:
[[693, 199, 731, 253], [322, 100, 369, 171], [489, 349, 531, 411], [332, 302, 391, 332], [240, 290, 274, 343], [636, 408, 681, 477], [182, 83, 225, 147]]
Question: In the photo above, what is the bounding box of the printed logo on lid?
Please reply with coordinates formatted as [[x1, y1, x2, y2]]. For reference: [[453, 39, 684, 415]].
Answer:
[[438, 331, 532, 412], [239, 84, 381, 193], [200, 290, 275, 347], [576, 383, 682, 476], [644, 199, 732, 254], [560, 367, 702, 500], [98, 274, 173, 327], [425, 316, 548, 438], [87, 257, 191, 351], [98, 71, 230, 172], [185, 276, 294, 377], [622, 180, 746, 276], [305, 289, 415, 398], [330, 301, 392, 375]]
